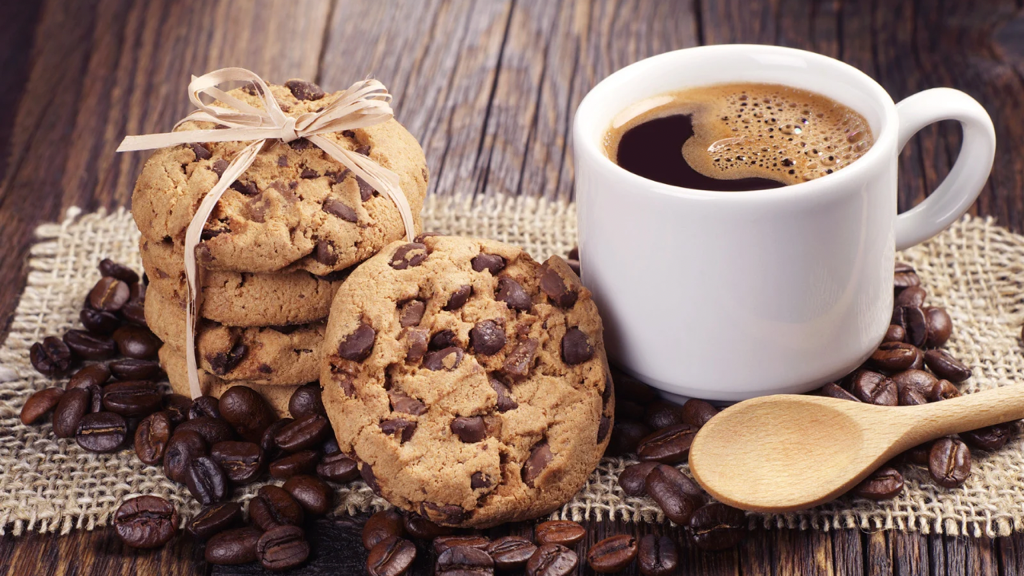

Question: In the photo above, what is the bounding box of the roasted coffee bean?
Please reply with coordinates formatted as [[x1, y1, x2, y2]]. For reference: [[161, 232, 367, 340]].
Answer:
[[256, 525, 310, 571], [535, 520, 585, 546], [283, 474, 332, 515], [645, 464, 700, 525], [64, 329, 117, 360], [261, 418, 293, 458], [471, 253, 505, 274], [434, 535, 491, 554], [112, 325, 161, 359], [870, 342, 921, 372], [317, 451, 360, 482], [470, 320, 506, 355], [932, 380, 961, 401], [205, 527, 262, 565], [924, 349, 972, 382], [587, 535, 637, 573], [443, 285, 473, 311], [367, 536, 417, 576], [961, 422, 1015, 451], [895, 285, 927, 308], [904, 441, 933, 465], [404, 511, 453, 539], [363, 510, 406, 550], [818, 383, 860, 402], [680, 398, 718, 428], [189, 396, 221, 420], [561, 327, 594, 365], [270, 449, 320, 479], [615, 399, 645, 419], [210, 441, 265, 484], [98, 258, 139, 284], [53, 387, 90, 438], [929, 437, 971, 488], [644, 401, 685, 430], [527, 543, 578, 576], [163, 394, 191, 426], [187, 501, 242, 540], [618, 461, 659, 497], [30, 336, 73, 377], [113, 495, 178, 549], [86, 384, 104, 413], [451, 416, 486, 443], [134, 411, 172, 465], [249, 485, 304, 531], [102, 381, 163, 417], [487, 536, 537, 570], [615, 373, 659, 405], [436, 546, 493, 575], [186, 455, 229, 504], [164, 430, 208, 484], [20, 387, 64, 425], [891, 369, 939, 398], [851, 466, 904, 500], [690, 503, 747, 550], [176, 416, 235, 445], [275, 414, 330, 452], [80, 308, 121, 335], [121, 299, 147, 326], [322, 436, 340, 455], [898, 386, 929, 406], [637, 534, 678, 576], [76, 412, 128, 452], [289, 383, 325, 419], [606, 420, 651, 457], [896, 305, 928, 348], [893, 262, 920, 289], [67, 364, 111, 390], [89, 277, 130, 311], [883, 324, 906, 343], [496, 277, 531, 311], [539, 266, 578, 308], [218, 385, 276, 442], [850, 370, 898, 406], [924, 307, 953, 348], [637, 424, 696, 464]]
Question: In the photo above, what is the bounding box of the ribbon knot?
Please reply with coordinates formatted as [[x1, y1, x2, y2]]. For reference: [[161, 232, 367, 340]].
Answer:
[[117, 68, 416, 399]]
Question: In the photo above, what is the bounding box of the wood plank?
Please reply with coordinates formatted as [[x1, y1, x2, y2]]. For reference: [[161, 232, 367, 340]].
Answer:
[[774, 528, 835, 575], [0, 0, 43, 184], [891, 530, 929, 575], [866, 530, 893, 576], [832, 529, 866, 576]]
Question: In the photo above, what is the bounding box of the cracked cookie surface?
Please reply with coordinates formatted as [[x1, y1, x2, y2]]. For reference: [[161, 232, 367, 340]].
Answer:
[[146, 287, 323, 386], [131, 80, 428, 275], [141, 236, 345, 326], [320, 235, 613, 528]]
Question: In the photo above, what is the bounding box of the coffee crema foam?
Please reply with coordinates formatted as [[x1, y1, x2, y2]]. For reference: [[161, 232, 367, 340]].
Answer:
[[605, 83, 874, 186]]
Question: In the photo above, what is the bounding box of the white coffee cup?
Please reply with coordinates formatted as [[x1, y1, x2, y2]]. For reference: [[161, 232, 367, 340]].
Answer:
[[573, 44, 995, 402]]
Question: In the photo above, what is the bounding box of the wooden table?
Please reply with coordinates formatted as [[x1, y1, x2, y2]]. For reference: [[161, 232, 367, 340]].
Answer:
[[2, 0, 1024, 574]]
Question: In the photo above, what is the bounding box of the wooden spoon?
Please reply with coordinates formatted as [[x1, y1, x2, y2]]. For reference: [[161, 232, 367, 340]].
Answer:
[[688, 385, 1024, 512]]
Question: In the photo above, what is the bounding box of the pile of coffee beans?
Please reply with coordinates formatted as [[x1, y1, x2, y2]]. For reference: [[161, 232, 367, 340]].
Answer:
[[19, 258, 362, 571]]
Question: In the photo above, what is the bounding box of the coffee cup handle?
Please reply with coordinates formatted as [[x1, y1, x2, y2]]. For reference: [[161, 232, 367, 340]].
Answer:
[[893, 88, 996, 251]]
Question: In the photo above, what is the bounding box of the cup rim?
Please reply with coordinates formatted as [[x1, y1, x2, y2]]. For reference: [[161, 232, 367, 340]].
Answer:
[[573, 44, 899, 201]]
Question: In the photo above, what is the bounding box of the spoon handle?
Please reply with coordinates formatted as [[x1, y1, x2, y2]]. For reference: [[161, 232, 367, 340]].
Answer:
[[907, 384, 1024, 442]]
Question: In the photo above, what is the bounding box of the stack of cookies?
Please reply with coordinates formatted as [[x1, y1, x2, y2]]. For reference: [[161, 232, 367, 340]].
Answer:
[[131, 79, 428, 417]]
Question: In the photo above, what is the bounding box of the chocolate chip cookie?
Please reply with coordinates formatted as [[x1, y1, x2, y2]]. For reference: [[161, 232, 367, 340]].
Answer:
[[131, 80, 428, 275], [141, 237, 345, 326], [159, 345, 296, 418], [320, 236, 613, 528], [145, 287, 323, 385]]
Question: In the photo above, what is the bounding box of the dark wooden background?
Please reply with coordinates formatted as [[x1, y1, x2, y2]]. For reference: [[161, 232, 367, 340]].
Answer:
[[2, 0, 1024, 574]]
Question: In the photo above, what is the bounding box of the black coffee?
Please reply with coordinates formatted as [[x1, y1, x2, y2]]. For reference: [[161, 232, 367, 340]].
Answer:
[[606, 83, 874, 191]]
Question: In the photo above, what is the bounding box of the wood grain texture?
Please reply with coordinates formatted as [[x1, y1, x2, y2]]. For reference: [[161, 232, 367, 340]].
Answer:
[[2, 0, 1024, 574]]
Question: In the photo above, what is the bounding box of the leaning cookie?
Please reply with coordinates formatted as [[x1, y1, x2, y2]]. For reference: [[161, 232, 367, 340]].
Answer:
[[140, 237, 346, 327], [131, 80, 428, 275], [159, 345, 296, 418], [320, 235, 613, 528], [145, 288, 323, 386]]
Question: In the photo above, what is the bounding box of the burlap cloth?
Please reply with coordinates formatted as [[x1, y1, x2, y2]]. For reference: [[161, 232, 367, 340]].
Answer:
[[2, 194, 1023, 538]]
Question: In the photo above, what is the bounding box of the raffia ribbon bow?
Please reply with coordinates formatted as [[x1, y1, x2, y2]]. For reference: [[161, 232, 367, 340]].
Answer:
[[117, 68, 415, 399]]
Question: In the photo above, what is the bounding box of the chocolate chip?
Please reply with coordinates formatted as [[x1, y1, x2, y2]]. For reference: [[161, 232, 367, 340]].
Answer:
[[230, 180, 259, 196], [470, 320, 506, 355], [211, 159, 229, 176], [597, 417, 611, 443], [451, 416, 486, 443], [390, 243, 428, 270], [357, 177, 375, 201], [323, 198, 357, 222], [404, 328, 429, 363], [503, 339, 538, 378], [429, 329, 457, 350], [277, 155, 289, 167], [471, 472, 492, 489], [421, 502, 465, 525], [285, 79, 326, 101], [380, 418, 417, 443], [423, 347, 463, 371], [299, 168, 318, 179], [338, 323, 375, 361], [413, 232, 442, 243], [540, 266, 578, 308], [522, 441, 553, 487], [190, 143, 212, 160], [561, 328, 594, 365], [289, 139, 312, 151], [314, 240, 338, 266], [388, 389, 427, 416], [444, 285, 473, 311], [469, 254, 504, 276], [399, 300, 426, 327], [496, 277, 531, 311], [207, 343, 248, 375], [489, 377, 518, 412]]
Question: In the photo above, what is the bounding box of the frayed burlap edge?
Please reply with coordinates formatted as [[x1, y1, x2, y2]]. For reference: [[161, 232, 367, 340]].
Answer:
[[1, 194, 1023, 538]]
